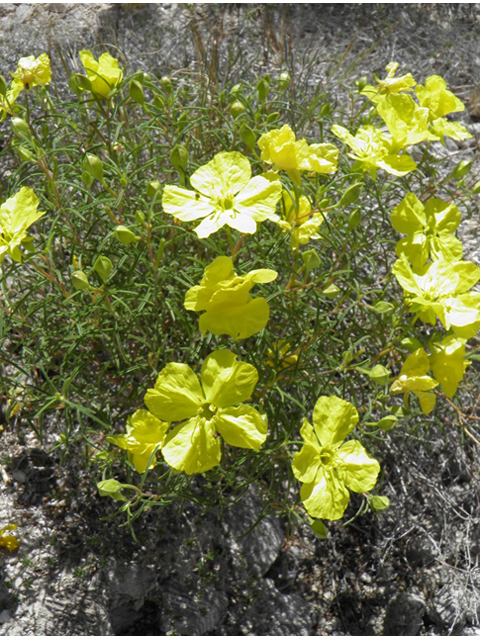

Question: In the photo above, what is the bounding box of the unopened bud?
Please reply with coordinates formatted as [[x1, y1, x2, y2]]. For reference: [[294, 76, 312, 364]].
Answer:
[[72, 271, 90, 291], [83, 154, 104, 182], [170, 145, 189, 173], [278, 71, 291, 91], [113, 225, 138, 245]]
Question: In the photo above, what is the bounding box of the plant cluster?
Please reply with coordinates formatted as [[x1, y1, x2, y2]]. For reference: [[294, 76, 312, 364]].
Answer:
[[0, 51, 479, 538]]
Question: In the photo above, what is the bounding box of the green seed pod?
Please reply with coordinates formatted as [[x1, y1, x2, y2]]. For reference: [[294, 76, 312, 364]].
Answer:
[[319, 102, 331, 119], [302, 248, 321, 271], [17, 146, 35, 162], [339, 182, 363, 208], [376, 415, 398, 431], [450, 159, 472, 180], [257, 78, 270, 101], [113, 225, 138, 245], [372, 301, 394, 315], [146, 180, 162, 199], [323, 284, 340, 299], [0, 75, 7, 97], [368, 364, 390, 385], [318, 198, 330, 209], [230, 83, 243, 96], [71, 270, 91, 291], [154, 94, 165, 109], [356, 76, 368, 92], [278, 71, 291, 91], [177, 112, 188, 133], [97, 479, 126, 501], [240, 123, 256, 151], [342, 350, 354, 364], [369, 495, 390, 511], [348, 208, 362, 231], [170, 145, 189, 173], [129, 79, 145, 105], [83, 154, 104, 182], [93, 256, 113, 283], [230, 100, 246, 118], [266, 111, 280, 124], [11, 117, 32, 142], [135, 209, 146, 225], [161, 76, 173, 94], [81, 170, 94, 189]]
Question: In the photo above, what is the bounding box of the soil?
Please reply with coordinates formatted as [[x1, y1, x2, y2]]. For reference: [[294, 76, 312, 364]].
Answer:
[[1, 4, 480, 636]]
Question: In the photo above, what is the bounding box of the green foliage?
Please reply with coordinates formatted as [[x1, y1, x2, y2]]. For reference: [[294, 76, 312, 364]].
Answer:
[[0, 52, 479, 535]]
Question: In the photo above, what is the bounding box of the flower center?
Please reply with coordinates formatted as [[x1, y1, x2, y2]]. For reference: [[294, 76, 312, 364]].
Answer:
[[198, 402, 217, 420], [319, 446, 335, 468]]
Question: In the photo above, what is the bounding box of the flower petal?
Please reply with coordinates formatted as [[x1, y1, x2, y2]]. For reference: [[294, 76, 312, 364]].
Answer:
[[144, 363, 203, 422], [162, 185, 215, 221], [215, 405, 267, 450], [235, 175, 282, 223], [190, 151, 251, 197], [337, 440, 380, 493], [300, 467, 350, 520], [199, 296, 271, 340], [312, 395, 359, 446], [292, 418, 320, 484], [162, 417, 221, 474], [201, 350, 258, 407]]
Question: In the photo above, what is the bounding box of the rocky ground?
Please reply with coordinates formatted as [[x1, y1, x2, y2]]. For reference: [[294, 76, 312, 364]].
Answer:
[[1, 4, 480, 636]]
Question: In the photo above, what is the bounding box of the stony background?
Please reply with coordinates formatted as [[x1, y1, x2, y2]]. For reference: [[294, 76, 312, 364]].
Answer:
[[1, 4, 480, 636]]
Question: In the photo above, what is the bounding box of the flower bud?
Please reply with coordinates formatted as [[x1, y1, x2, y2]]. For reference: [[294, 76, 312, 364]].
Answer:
[[0, 75, 7, 97], [450, 159, 472, 180], [113, 225, 138, 245], [161, 76, 173, 94], [369, 495, 390, 511], [302, 248, 321, 271], [339, 182, 363, 208], [368, 364, 390, 386], [129, 79, 145, 105], [93, 256, 113, 283], [83, 154, 104, 182], [135, 209, 146, 225], [17, 146, 35, 162], [278, 71, 291, 91], [348, 208, 362, 231], [240, 123, 256, 151], [11, 117, 32, 141], [170, 145, 189, 173], [146, 180, 162, 199], [266, 111, 280, 125], [376, 415, 398, 431], [71, 270, 90, 291], [230, 100, 245, 118], [356, 76, 368, 92], [230, 83, 242, 96], [323, 284, 340, 299], [257, 78, 270, 101], [372, 301, 394, 315], [400, 337, 423, 352]]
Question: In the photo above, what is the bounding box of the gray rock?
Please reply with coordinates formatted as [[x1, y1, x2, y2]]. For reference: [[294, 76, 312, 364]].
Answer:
[[383, 592, 426, 635]]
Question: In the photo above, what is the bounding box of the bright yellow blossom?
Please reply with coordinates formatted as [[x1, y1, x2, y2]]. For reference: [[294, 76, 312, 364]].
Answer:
[[163, 151, 282, 238], [258, 124, 338, 185], [107, 409, 169, 474], [79, 50, 123, 99], [11, 53, 51, 91], [184, 256, 277, 340], [361, 61, 416, 104], [277, 190, 328, 249], [0, 187, 45, 263], [0, 524, 20, 552], [292, 396, 380, 521], [390, 348, 438, 414], [429, 334, 470, 399]]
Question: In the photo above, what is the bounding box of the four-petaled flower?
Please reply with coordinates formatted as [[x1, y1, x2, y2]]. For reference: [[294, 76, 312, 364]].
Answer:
[[11, 54, 51, 92], [276, 190, 328, 249], [292, 396, 380, 521], [391, 193, 463, 267], [107, 409, 169, 474], [162, 151, 282, 238], [361, 61, 416, 104], [0, 187, 45, 263], [392, 255, 480, 339], [144, 350, 267, 475], [332, 124, 416, 179], [390, 348, 438, 414], [79, 50, 123, 99], [258, 124, 338, 185], [184, 256, 277, 340]]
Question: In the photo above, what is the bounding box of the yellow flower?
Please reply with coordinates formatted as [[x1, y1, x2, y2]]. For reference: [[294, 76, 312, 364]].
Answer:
[[266, 340, 299, 371], [277, 190, 327, 249], [332, 124, 416, 179], [79, 50, 123, 99], [258, 124, 338, 185], [390, 348, 438, 414], [184, 256, 277, 340], [107, 409, 169, 474], [163, 151, 282, 238], [0, 524, 20, 552], [11, 54, 51, 91], [361, 61, 416, 104], [0, 187, 45, 263]]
